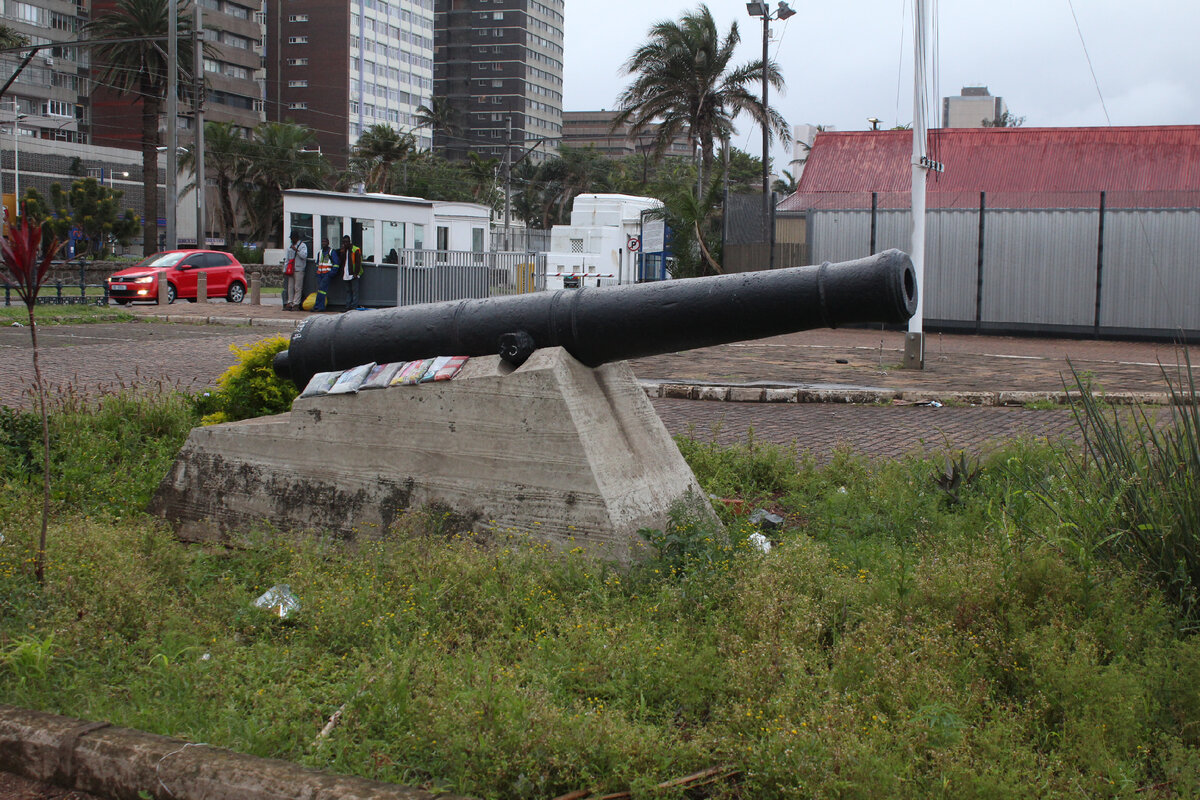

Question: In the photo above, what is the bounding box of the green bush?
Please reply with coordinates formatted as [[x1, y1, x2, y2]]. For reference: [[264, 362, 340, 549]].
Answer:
[[0, 406, 45, 479], [1036, 351, 1200, 623], [194, 336, 297, 425]]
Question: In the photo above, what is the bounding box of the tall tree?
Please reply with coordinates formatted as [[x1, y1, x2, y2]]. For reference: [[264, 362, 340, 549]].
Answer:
[[415, 96, 461, 153], [614, 4, 789, 198], [240, 122, 330, 247], [22, 179, 140, 259], [351, 124, 416, 193], [0, 25, 28, 49], [87, 0, 199, 255]]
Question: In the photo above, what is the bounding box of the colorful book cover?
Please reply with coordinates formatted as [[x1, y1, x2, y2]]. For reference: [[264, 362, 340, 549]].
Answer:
[[432, 355, 469, 381], [360, 361, 405, 390], [298, 371, 342, 398], [392, 358, 435, 385], [420, 356, 450, 382], [327, 362, 376, 394]]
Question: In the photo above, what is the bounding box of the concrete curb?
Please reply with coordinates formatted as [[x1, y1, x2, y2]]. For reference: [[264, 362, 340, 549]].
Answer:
[[0, 704, 470, 800], [639, 381, 1179, 407]]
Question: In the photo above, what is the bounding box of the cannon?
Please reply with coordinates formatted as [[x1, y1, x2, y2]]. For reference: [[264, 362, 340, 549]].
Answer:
[[157, 249, 917, 560], [273, 249, 917, 388]]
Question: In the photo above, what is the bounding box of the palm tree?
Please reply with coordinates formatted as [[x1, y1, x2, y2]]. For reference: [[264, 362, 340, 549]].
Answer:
[[0, 25, 28, 49], [614, 4, 789, 198], [241, 122, 330, 247], [771, 170, 798, 196], [351, 124, 416, 193], [178, 121, 249, 247], [415, 96, 461, 152], [464, 151, 499, 201], [87, 0, 199, 255]]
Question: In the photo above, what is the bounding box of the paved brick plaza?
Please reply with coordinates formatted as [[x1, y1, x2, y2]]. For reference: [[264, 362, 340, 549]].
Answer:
[[0, 298, 1185, 460]]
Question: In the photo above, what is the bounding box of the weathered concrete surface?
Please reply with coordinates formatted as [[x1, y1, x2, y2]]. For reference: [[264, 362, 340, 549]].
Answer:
[[0, 704, 468, 800], [150, 347, 713, 562]]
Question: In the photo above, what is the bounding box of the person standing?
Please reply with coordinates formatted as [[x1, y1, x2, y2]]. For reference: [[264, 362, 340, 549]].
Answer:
[[313, 237, 339, 311], [284, 230, 308, 310], [339, 234, 363, 310]]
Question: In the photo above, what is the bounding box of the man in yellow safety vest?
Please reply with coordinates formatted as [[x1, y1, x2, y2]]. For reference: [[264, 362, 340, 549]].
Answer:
[[313, 237, 339, 311]]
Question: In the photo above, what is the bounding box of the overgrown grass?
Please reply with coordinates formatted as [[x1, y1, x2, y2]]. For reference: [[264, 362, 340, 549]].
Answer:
[[0, 392, 1198, 799], [0, 304, 135, 325]]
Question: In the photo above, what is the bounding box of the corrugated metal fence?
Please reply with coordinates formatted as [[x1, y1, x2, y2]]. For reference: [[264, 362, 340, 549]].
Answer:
[[805, 191, 1200, 337]]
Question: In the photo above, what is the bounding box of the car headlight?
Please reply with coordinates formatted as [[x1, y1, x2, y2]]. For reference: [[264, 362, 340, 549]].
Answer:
[[131, 276, 156, 284]]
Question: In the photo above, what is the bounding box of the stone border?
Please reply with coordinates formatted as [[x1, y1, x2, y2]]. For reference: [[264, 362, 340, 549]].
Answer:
[[641, 382, 1180, 407], [0, 704, 471, 800]]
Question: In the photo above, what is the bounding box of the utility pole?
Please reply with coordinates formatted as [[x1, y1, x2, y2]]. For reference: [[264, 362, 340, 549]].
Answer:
[[503, 115, 512, 251], [194, 5, 205, 248], [165, 0, 178, 250]]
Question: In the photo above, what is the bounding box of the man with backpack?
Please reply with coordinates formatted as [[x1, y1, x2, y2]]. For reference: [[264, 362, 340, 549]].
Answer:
[[339, 235, 364, 310], [313, 237, 340, 311]]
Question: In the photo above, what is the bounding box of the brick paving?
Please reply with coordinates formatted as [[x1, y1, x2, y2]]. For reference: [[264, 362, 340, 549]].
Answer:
[[0, 296, 1188, 458]]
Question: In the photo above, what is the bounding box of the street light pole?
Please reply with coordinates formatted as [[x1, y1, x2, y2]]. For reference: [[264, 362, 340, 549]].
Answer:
[[12, 112, 26, 215], [166, 0, 178, 250], [744, 1, 792, 271]]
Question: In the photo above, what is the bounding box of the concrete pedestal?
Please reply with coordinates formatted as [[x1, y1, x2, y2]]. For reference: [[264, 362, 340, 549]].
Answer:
[[150, 347, 714, 562]]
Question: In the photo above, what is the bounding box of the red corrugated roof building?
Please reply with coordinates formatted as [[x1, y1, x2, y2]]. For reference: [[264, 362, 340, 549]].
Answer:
[[779, 126, 1200, 211]]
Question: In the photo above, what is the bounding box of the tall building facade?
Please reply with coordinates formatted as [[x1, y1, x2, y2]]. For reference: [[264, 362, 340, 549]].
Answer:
[[266, 0, 435, 165], [561, 110, 691, 160], [90, 0, 266, 149], [942, 86, 1007, 129], [434, 0, 563, 163], [0, 0, 92, 144]]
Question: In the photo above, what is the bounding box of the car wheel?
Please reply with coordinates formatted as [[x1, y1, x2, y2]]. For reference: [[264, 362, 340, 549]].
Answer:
[[185, 297, 197, 303], [166, 283, 177, 304], [227, 282, 246, 303]]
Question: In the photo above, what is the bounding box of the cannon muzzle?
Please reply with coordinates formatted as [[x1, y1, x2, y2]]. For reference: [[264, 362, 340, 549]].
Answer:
[[273, 249, 917, 389]]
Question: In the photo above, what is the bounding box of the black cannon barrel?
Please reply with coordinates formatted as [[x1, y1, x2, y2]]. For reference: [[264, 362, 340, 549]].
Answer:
[[273, 249, 917, 389]]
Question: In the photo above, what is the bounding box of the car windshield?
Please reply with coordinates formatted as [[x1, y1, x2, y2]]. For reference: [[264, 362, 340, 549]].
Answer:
[[138, 252, 188, 268]]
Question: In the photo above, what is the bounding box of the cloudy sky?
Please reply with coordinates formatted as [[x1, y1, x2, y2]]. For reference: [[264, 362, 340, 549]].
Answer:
[[562, 0, 1199, 170]]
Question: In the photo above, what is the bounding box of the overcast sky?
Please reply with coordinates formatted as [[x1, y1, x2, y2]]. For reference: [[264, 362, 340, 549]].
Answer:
[[562, 0, 1199, 171]]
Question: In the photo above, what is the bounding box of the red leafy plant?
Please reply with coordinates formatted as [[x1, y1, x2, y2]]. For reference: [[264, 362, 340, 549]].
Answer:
[[0, 210, 61, 583]]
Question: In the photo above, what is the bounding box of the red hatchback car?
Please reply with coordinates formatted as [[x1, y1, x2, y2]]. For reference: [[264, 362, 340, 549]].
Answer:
[[107, 250, 248, 305]]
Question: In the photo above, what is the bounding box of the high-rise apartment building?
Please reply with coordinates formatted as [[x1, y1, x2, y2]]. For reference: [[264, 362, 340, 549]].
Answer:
[[266, 0, 435, 165], [90, 0, 266, 149], [433, 0, 563, 163], [0, 0, 92, 144]]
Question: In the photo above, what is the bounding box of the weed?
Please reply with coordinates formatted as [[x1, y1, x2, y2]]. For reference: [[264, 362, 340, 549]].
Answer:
[[193, 335, 297, 424]]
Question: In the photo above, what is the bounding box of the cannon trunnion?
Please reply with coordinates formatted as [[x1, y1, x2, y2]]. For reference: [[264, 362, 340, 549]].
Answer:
[[273, 249, 917, 389]]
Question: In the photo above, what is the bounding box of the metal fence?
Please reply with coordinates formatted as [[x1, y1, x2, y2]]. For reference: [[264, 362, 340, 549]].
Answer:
[[394, 250, 546, 307], [2, 261, 110, 307], [722, 192, 808, 273], [803, 191, 1200, 338]]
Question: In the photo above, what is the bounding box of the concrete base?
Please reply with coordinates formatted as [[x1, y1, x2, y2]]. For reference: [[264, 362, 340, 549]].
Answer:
[[150, 347, 714, 562]]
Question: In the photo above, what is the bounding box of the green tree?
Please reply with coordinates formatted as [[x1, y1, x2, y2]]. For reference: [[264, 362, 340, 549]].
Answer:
[[464, 151, 499, 203], [87, 0, 201, 255], [240, 122, 330, 247], [415, 96, 461, 153], [771, 169, 798, 196], [723, 146, 765, 193], [22, 179, 139, 259], [0, 25, 28, 49], [652, 175, 724, 279], [982, 110, 1026, 128], [614, 4, 789, 198], [178, 120, 249, 248], [350, 124, 416, 193]]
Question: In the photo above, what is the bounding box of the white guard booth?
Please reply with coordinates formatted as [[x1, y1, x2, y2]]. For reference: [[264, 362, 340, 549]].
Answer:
[[281, 189, 493, 308], [544, 193, 662, 289]]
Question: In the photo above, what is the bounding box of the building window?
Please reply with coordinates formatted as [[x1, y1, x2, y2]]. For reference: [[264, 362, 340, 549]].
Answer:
[[287, 58, 308, 66], [288, 80, 308, 87], [288, 36, 308, 44], [288, 14, 308, 22], [288, 102, 308, 110]]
